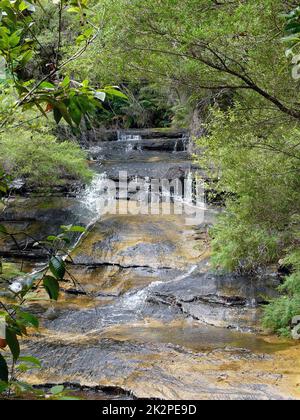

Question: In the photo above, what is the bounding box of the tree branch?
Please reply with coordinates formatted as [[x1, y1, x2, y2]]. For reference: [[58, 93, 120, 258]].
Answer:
[[55, 1, 64, 69], [127, 44, 300, 120]]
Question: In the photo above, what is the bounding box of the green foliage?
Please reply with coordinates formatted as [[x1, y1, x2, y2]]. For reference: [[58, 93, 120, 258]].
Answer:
[[210, 212, 281, 274], [0, 224, 86, 398], [0, 354, 8, 383], [262, 250, 300, 336], [262, 293, 300, 336], [0, 124, 92, 187], [120, 84, 173, 128], [46, 385, 80, 400], [0, 262, 23, 281], [77, 0, 296, 117], [282, 6, 300, 48], [93, 83, 173, 129], [196, 104, 300, 335], [49, 256, 65, 280], [5, 327, 20, 361], [0, 168, 10, 197], [196, 104, 300, 274], [0, 0, 125, 129], [43, 276, 59, 301]]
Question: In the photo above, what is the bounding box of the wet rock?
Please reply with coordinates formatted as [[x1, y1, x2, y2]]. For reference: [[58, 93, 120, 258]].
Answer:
[[98, 160, 196, 181], [43, 307, 60, 321], [4, 127, 299, 401], [71, 212, 204, 269], [140, 138, 186, 152], [148, 272, 281, 331], [40, 292, 182, 334], [65, 264, 181, 297], [0, 196, 90, 259], [117, 129, 188, 140], [119, 241, 176, 259], [21, 333, 297, 400], [150, 272, 280, 305], [81, 128, 188, 144], [89, 138, 188, 161]]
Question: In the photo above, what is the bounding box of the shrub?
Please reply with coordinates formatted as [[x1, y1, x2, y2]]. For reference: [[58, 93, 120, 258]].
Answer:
[[0, 128, 92, 188], [262, 251, 300, 335], [196, 105, 300, 336]]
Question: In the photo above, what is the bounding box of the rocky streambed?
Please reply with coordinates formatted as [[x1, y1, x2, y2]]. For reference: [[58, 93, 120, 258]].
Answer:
[[1, 129, 300, 400]]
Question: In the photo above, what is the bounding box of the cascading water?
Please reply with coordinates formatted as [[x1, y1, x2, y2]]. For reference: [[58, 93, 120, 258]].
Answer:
[[15, 127, 297, 401], [173, 133, 190, 153], [117, 131, 142, 142], [88, 145, 104, 161], [173, 139, 179, 153], [78, 172, 115, 222], [120, 264, 198, 312], [117, 131, 143, 153], [182, 133, 189, 152]]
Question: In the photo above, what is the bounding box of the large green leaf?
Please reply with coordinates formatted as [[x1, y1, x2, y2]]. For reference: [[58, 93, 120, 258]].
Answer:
[[0, 380, 9, 393], [56, 102, 73, 126], [0, 224, 7, 235], [18, 356, 41, 368], [69, 99, 82, 126], [76, 95, 95, 114], [20, 50, 34, 67], [103, 87, 127, 100], [49, 256, 65, 280], [285, 22, 300, 34], [61, 76, 70, 88], [50, 385, 64, 395], [53, 107, 62, 124], [18, 311, 39, 329], [0, 354, 8, 383], [39, 81, 55, 89], [43, 276, 59, 301], [6, 328, 20, 361], [94, 91, 106, 102], [61, 224, 86, 233]]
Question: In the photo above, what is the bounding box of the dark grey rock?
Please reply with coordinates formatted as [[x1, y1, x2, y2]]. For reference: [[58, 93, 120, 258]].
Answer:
[[147, 272, 280, 331]]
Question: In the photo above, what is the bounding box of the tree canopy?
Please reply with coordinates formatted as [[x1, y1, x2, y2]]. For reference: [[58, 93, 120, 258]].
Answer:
[[1, 1, 300, 390]]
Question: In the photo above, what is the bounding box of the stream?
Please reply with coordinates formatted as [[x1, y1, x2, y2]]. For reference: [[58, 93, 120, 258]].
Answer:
[[1, 129, 299, 400]]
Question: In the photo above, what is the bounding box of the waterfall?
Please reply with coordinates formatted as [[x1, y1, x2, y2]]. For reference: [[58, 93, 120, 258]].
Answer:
[[117, 131, 142, 142], [121, 264, 198, 312], [172, 133, 190, 153], [182, 133, 189, 152], [173, 139, 179, 153], [78, 173, 116, 221]]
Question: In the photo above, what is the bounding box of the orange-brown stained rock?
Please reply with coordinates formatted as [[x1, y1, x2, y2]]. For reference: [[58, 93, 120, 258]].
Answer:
[[21, 320, 300, 400], [71, 204, 210, 269], [0, 338, 7, 349]]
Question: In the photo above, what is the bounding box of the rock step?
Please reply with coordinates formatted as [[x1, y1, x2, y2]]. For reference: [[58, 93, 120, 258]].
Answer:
[[147, 272, 280, 331], [88, 138, 189, 158], [82, 128, 188, 143]]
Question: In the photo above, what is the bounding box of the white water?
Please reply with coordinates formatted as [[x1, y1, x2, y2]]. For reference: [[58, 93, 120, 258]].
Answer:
[[172, 134, 189, 153], [117, 132, 142, 142], [78, 172, 116, 221], [121, 264, 198, 312]]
